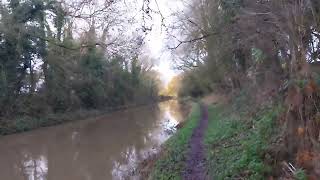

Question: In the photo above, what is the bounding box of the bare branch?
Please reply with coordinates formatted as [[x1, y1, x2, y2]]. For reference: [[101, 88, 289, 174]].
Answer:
[[168, 33, 215, 50]]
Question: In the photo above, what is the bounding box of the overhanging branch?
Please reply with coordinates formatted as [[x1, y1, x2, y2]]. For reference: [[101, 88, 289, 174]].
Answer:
[[168, 33, 216, 50]]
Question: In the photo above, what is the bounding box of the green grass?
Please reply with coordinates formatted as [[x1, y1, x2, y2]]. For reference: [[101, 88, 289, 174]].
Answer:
[[294, 169, 307, 180], [150, 103, 201, 180], [205, 104, 282, 180]]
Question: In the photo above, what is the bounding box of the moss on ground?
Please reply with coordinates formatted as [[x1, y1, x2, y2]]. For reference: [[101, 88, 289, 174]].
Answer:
[[205, 104, 282, 180], [150, 103, 201, 180]]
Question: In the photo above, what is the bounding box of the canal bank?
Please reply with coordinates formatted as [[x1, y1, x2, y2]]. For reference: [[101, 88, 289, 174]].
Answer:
[[136, 103, 201, 179], [140, 96, 284, 180]]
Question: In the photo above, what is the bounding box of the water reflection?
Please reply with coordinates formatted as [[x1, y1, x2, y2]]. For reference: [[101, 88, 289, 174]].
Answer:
[[0, 100, 187, 180], [23, 155, 48, 180], [111, 100, 184, 180]]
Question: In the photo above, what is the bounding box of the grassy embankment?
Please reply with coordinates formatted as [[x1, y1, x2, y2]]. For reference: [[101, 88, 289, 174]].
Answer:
[[205, 104, 282, 179], [150, 99, 291, 179]]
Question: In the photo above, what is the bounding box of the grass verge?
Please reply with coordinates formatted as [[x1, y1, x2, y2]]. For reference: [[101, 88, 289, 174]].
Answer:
[[205, 104, 282, 180], [150, 103, 201, 180]]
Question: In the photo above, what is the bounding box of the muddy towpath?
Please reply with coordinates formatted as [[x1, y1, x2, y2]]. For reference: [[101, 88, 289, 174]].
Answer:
[[183, 104, 209, 180]]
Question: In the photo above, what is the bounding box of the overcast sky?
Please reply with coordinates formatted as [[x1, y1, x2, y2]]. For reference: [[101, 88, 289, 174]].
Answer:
[[143, 0, 184, 85]]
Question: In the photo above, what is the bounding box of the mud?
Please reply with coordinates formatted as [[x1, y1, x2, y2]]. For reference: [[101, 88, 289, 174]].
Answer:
[[183, 105, 209, 180]]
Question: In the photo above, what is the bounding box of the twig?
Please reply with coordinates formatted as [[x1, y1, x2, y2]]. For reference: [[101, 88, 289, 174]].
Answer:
[[168, 33, 216, 50]]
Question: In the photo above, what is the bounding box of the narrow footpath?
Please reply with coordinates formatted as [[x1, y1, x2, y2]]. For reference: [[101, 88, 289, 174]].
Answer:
[[183, 104, 209, 180]]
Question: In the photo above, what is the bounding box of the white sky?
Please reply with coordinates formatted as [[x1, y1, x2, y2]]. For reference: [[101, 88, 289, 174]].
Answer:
[[143, 0, 183, 86]]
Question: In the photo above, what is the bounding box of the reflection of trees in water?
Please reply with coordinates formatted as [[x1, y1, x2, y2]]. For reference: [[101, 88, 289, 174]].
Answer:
[[22, 154, 48, 180], [112, 101, 186, 179], [49, 105, 163, 180], [112, 146, 139, 179], [2, 147, 49, 180], [0, 103, 184, 180], [110, 105, 167, 179], [159, 100, 187, 123], [52, 105, 164, 180]]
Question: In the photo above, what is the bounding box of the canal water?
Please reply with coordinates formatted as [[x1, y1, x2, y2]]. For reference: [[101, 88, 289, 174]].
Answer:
[[0, 100, 188, 180]]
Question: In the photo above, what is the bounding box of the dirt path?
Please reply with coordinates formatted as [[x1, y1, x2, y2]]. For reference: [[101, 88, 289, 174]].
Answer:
[[183, 104, 209, 180]]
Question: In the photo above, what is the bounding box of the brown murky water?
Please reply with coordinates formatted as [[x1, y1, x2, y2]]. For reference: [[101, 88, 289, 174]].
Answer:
[[0, 100, 187, 180]]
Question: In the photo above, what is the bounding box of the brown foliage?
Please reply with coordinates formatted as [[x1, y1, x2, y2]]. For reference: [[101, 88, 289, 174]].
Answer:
[[296, 150, 314, 170], [283, 80, 320, 177], [296, 150, 320, 177], [285, 85, 304, 111]]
